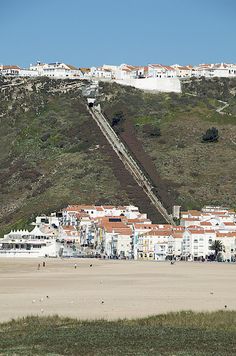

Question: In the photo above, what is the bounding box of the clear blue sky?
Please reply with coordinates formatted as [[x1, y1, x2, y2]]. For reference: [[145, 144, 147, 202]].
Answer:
[[1, 0, 236, 67]]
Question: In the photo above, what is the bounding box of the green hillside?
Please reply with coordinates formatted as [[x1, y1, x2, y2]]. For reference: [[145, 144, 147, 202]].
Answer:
[[1, 76, 236, 235], [0, 77, 160, 236], [99, 77, 236, 211]]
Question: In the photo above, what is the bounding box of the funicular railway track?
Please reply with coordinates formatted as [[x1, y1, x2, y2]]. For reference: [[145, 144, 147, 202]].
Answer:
[[87, 104, 175, 225]]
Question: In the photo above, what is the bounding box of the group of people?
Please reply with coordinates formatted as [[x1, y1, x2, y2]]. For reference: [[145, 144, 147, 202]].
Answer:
[[37, 261, 46, 270]]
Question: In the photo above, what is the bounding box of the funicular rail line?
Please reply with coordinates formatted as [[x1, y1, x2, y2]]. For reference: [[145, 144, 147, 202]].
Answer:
[[87, 105, 175, 224]]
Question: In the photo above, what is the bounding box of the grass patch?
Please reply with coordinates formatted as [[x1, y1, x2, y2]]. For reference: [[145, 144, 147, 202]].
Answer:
[[0, 311, 235, 355]]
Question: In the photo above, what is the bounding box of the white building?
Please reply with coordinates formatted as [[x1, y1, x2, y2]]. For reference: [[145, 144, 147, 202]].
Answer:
[[89, 66, 113, 79], [102, 227, 133, 258], [137, 230, 172, 261], [171, 65, 193, 78], [0, 214, 77, 258], [216, 232, 236, 261], [192, 63, 236, 78], [182, 228, 216, 260], [0, 65, 21, 76], [148, 64, 177, 78], [29, 62, 83, 79], [62, 204, 146, 222]]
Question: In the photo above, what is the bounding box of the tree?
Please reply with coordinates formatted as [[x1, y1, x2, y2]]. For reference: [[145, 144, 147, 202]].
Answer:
[[111, 111, 124, 127], [210, 240, 225, 260], [202, 127, 219, 142]]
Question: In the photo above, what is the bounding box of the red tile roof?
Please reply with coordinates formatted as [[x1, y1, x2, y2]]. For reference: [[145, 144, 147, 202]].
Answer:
[[216, 232, 236, 238], [142, 230, 171, 237], [3, 65, 21, 70]]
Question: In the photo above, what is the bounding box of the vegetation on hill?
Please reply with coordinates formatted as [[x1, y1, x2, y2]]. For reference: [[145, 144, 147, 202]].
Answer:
[[99, 78, 236, 211], [1, 76, 236, 234], [0, 77, 160, 236], [0, 311, 235, 355]]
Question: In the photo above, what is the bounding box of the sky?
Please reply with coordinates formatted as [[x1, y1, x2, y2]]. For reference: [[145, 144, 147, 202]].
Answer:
[[1, 0, 236, 67]]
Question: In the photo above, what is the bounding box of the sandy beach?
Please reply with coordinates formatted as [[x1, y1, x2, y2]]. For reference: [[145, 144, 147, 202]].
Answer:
[[0, 258, 235, 322]]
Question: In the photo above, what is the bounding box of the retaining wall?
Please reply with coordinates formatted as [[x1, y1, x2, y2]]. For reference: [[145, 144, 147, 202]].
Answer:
[[115, 77, 181, 93]]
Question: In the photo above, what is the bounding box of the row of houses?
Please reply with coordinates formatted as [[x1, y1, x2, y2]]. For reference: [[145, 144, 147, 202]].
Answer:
[[92, 63, 236, 79], [136, 206, 236, 262], [1, 205, 236, 261], [1, 61, 236, 80], [0, 62, 85, 79], [62, 205, 236, 261]]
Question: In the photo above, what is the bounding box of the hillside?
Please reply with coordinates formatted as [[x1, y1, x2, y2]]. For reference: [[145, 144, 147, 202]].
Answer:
[[0, 76, 236, 235], [99, 77, 236, 211], [0, 77, 161, 236]]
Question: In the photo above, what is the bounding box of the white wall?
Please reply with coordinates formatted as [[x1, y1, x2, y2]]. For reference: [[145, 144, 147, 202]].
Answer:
[[114, 77, 181, 93]]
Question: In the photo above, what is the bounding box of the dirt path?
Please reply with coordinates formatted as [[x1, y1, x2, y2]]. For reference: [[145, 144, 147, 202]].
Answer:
[[216, 100, 230, 114]]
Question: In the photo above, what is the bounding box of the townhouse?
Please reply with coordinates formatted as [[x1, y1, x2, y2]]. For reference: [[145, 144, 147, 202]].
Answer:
[[171, 64, 193, 78], [148, 64, 177, 78], [137, 225, 184, 261], [89, 66, 113, 79], [182, 228, 216, 261], [139, 230, 172, 261]]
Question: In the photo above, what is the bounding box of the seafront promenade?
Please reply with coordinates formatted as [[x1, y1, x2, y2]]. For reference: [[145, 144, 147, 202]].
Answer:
[[0, 258, 235, 322]]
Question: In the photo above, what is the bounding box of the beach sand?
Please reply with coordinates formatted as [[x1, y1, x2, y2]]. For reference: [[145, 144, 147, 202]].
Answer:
[[0, 258, 235, 322]]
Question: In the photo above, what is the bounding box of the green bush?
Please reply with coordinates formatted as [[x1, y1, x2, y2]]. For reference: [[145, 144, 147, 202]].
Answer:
[[202, 127, 219, 142]]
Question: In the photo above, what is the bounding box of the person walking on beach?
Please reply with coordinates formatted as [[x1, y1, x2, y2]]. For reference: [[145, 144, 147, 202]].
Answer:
[[37, 263, 41, 270], [74, 263, 77, 269]]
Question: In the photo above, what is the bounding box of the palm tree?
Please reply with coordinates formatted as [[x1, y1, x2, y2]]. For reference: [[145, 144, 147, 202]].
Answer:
[[210, 240, 225, 260]]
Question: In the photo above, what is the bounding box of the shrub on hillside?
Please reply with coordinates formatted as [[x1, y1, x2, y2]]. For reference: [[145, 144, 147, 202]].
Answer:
[[111, 111, 124, 127], [202, 127, 219, 142], [40, 132, 51, 142]]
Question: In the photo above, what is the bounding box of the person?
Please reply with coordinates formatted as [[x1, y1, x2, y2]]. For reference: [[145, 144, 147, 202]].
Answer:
[[43, 262, 46, 267], [37, 263, 40, 270], [74, 263, 77, 269]]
